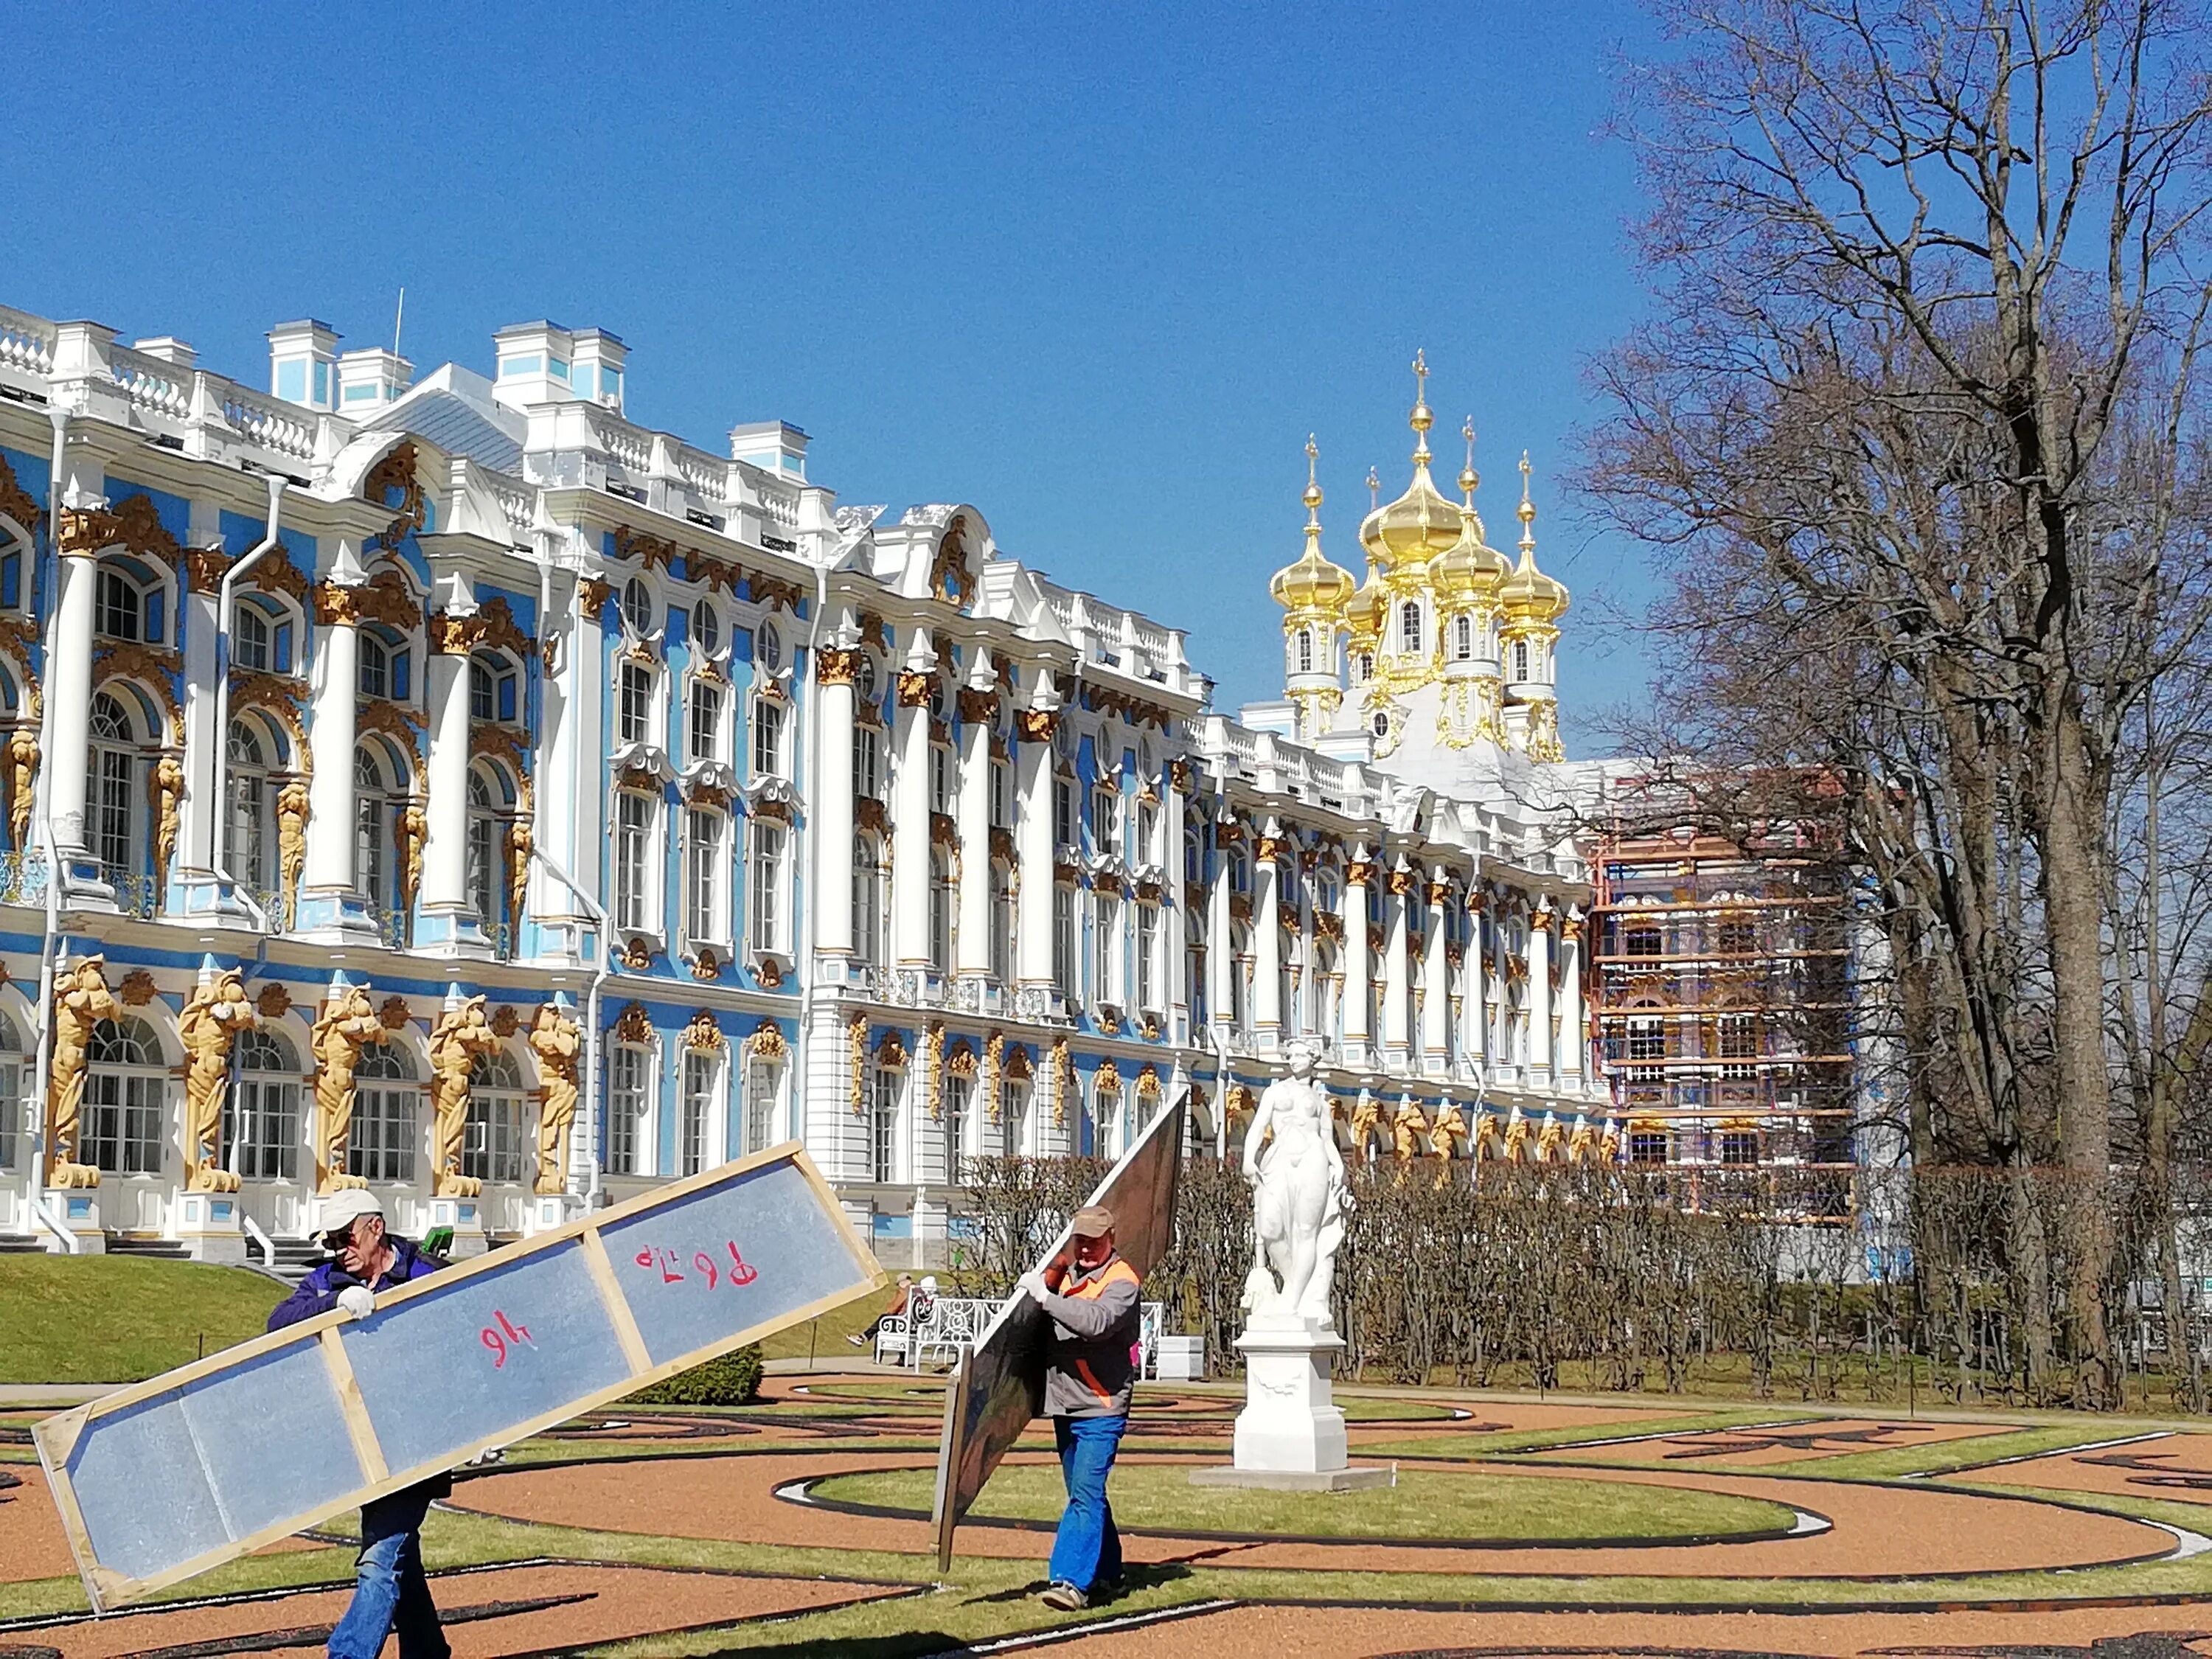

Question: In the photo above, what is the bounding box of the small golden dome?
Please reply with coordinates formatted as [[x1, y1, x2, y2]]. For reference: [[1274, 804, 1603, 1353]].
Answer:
[[1500, 452, 1569, 626], [1358, 352, 1466, 570], [1271, 437, 1356, 615], [1345, 560, 1388, 640], [1431, 419, 1509, 605]]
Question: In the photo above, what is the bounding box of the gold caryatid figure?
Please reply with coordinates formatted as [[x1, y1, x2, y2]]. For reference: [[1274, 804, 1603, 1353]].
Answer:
[[179, 967, 255, 1192], [1502, 1102, 1532, 1164], [1566, 1113, 1598, 1166], [5, 726, 38, 849], [1599, 1116, 1624, 1166], [1472, 1110, 1504, 1162], [1390, 1099, 1430, 1180], [428, 993, 503, 1198], [1347, 1091, 1382, 1163], [46, 956, 118, 1187], [312, 980, 388, 1193], [1535, 1110, 1568, 1164], [1427, 1101, 1467, 1187], [527, 1001, 582, 1196]]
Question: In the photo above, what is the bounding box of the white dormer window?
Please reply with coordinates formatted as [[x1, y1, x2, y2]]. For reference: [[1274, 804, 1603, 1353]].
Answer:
[[1512, 639, 1531, 682], [1399, 601, 1422, 656], [1454, 614, 1473, 661]]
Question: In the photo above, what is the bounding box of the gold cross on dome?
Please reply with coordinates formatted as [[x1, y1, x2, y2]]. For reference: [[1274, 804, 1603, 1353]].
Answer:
[[1306, 434, 1318, 481], [1412, 349, 1428, 397]]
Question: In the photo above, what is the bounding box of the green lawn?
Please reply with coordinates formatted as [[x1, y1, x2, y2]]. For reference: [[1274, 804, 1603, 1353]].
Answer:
[[0, 1254, 285, 1382], [807, 1461, 1801, 1543]]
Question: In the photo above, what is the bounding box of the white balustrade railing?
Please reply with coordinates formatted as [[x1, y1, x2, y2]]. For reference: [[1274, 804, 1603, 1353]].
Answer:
[[109, 347, 193, 420], [220, 384, 318, 463], [758, 483, 799, 527], [0, 306, 57, 377], [588, 407, 653, 474]]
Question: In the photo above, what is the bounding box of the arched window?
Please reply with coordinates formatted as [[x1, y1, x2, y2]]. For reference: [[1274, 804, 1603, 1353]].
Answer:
[[96, 563, 161, 644], [464, 1051, 529, 1186], [605, 1043, 652, 1176], [355, 746, 397, 914], [86, 692, 137, 877], [691, 597, 721, 655], [1229, 919, 1253, 1034], [1357, 650, 1375, 682], [1453, 613, 1473, 661], [757, 620, 784, 675], [465, 769, 501, 936], [853, 834, 884, 965], [1091, 781, 1121, 855], [942, 1063, 973, 1180], [226, 720, 275, 896], [1186, 907, 1208, 1028], [928, 845, 953, 973], [226, 1029, 301, 1180], [235, 605, 268, 672], [751, 694, 787, 777], [349, 1043, 417, 1183], [1091, 887, 1121, 1006], [1399, 601, 1422, 655], [84, 1017, 164, 1174], [1295, 628, 1314, 675], [852, 721, 883, 801], [469, 655, 518, 723], [358, 628, 411, 700], [1512, 638, 1531, 682]]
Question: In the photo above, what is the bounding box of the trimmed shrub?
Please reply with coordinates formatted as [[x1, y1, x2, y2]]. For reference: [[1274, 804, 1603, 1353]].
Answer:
[[625, 1344, 763, 1406]]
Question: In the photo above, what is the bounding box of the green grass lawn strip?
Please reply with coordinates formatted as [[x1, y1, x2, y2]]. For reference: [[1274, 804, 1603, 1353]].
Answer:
[[0, 1256, 282, 1383], [1757, 1422, 2135, 1480], [1357, 1405, 1788, 1461], [810, 1462, 1798, 1542]]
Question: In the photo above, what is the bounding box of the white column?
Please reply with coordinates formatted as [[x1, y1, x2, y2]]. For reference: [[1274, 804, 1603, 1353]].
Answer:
[[1166, 765, 1190, 1037], [1559, 910, 1585, 1088], [419, 616, 489, 954], [1421, 872, 1450, 1071], [1253, 830, 1283, 1048], [178, 567, 220, 878], [1341, 856, 1372, 1060], [1206, 830, 1232, 1034], [529, 563, 590, 963], [814, 645, 857, 959], [891, 673, 931, 967], [1462, 888, 1489, 1076], [955, 689, 993, 979], [44, 527, 99, 861], [1382, 863, 1411, 1061], [1016, 715, 1055, 990], [1529, 902, 1556, 1085], [291, 582, 378, 942]]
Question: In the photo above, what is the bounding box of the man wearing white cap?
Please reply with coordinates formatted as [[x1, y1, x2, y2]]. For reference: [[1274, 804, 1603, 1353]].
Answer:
[[268, 1191, 451, 1659]]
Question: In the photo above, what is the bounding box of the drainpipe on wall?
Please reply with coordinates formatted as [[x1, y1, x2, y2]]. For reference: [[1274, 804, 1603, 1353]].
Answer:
[[796, 557, 832, 1160], [209, 473, 286, 932]]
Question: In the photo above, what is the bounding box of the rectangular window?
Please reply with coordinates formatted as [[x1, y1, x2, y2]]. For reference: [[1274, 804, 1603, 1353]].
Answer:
[[1630, 1130, 1669, 1166], [1000, 1082, 1023, 1156], [853, 725, 882, 799], [84, 1072, 163, 1174], [1627, 1018, 1667, 1062], [1136, 802, 1159, 867], [679, 1050, 717, 1177], [743, 1056, 780, 1155], [91, 748, 133, 873], [752, 698, 786, 778], [928, 854, 953, 973], [605, 1046, 650, 1176], [348, 1085, 417, 1183], [750, 819, 787, 952], [615, 793, 652, 933], [1091, 785, 1120, 857], [931, 745, 953, 814], [0, 1058, 18, 1168], [686, 809, 726, 945], [1720, 1129, 1760, 1166], [944, 1074, 973, 1181], [1, 550, 19, 611], [990, 761, 1012, 829], [222, 1077, 299, 1180], [1093, 891, 1121, 1005], [854, 839, 882, 966], [689, 682, 723, 765], [871, 1064, 900, 1183], [355, 798, 387, 908], [1053, 885, 1076, 997], [1053, 776, 1074, 849], [619, 662, 653, 747], [990, 865, 1014, 982], [463, 1092, 529, 1185]]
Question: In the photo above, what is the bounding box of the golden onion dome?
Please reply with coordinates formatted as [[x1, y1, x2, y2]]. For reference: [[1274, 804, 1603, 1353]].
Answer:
[[1500, 453, 1569, 626], [1358, 351, 1466, 570], [1430, 419, 1510, 605], [1270, 437, 1356, 615], [1344, 560, 1388, 640]]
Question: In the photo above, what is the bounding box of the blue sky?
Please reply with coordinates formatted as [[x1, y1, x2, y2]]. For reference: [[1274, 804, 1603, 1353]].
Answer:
[[10, 2, 1666, 749]]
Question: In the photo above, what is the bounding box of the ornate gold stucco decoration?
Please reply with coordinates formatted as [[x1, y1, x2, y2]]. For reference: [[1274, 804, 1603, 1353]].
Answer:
[[428, 995, 501, 1198], [46, 957, 118, 1187], [527, 1002, 582, 1195], [311, 981, 387, 1193], [180, 970, 254, 1193]]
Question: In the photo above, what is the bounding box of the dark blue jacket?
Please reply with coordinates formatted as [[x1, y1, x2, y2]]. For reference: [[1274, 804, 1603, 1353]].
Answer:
[[270, 1237, 452, 1505], [268, 1236, 447, 1332]]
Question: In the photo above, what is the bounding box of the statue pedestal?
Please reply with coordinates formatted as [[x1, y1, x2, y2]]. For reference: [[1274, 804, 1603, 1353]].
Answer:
[[175, 1192, 246, 1265], [428, 1196, 488, 1257], [41, 1187, 106, 1255], [1189, 1319, 1391, 1493]]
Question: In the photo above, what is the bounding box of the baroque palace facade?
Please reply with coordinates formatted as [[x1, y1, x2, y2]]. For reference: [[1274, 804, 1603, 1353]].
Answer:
[[0, 300, 1658, 1263]]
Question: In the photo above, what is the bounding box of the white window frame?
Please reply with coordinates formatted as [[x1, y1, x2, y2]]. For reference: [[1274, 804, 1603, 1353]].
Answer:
[[685, 806, 729, 948]]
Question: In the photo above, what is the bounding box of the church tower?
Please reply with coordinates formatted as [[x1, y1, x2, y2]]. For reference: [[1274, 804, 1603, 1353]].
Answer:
[[1270, 437, 1355, 742], [1430, 417, 1510, 748], [1499, 452, 1569, 761]]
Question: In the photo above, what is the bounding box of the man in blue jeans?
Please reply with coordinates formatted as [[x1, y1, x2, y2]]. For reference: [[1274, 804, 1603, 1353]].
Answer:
[[268, 1190, 450, 1659], [1018, 1203, 1142, 1611]]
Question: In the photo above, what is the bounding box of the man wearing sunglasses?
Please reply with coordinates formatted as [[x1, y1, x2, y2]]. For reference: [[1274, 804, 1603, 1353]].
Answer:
[[268, 1190, 451, 1659]]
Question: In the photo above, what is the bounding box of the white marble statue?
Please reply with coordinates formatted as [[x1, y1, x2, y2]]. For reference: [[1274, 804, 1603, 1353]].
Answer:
[[1241, 1040, 1349, 1328]]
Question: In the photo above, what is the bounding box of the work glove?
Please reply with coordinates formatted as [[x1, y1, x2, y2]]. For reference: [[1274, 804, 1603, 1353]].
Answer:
[[1018, 1271, 1051, 1305], [335, 1286, 375, 1321]]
